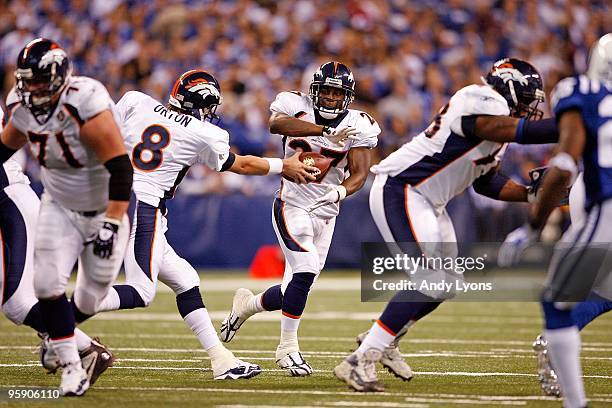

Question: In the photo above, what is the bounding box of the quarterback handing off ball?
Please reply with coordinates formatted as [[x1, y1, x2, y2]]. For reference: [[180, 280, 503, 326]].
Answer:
[[299, 152, 333, 182]]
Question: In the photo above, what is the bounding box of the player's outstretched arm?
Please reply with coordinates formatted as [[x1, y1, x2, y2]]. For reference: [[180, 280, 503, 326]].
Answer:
[[80, 109, 133, 221], [269, 112, 324, 137], [469, 116, 559, 144], [0, 122, 27, 163], [473, 168, 528, 202], [529, 110, 585, 229], [226, 151, 318, 184]]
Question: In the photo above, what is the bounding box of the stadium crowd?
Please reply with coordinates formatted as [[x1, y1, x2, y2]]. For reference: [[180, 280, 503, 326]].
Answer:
[[0, 0, 609, 237]]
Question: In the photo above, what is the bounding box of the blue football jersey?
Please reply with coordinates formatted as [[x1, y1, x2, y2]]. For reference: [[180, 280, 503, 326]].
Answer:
[[551, 75, 612, 209]]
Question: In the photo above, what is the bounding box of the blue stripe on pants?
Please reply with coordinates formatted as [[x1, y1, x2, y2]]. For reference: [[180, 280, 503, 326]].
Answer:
[[134, 201, 158, 281], [0, 190, 28, 305]]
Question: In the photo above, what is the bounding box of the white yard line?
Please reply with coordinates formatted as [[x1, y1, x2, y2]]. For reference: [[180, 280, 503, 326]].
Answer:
[[2, 363, 611, 379]]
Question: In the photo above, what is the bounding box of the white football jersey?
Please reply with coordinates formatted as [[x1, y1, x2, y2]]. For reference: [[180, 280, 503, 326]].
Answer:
[[371, 84, 510, 210], [270, 91, 379, 218], [0, 105, 29, 189], [7, 76, 117, 211], [116, 91, 231, 208]]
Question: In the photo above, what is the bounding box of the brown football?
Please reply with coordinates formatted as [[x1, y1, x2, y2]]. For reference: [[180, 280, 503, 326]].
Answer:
[[299, 152, 333, 182]]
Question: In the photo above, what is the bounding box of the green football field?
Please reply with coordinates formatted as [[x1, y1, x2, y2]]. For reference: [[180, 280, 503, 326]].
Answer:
[[1, 273, 610, 407]]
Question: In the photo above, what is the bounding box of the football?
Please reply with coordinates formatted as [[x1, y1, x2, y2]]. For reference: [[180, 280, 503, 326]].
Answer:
[[299, 152, 333, 182]]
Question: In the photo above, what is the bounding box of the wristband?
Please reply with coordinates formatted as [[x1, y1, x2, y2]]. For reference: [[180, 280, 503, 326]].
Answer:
[[103, 217, 121, 227], [336, 185, 347, 201], [265, 158, 283, 175], [549, 152, 578, 183]]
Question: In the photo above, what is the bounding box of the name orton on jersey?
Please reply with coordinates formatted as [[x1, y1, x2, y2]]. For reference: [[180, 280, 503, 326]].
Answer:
[[153, 104, 193, 128]]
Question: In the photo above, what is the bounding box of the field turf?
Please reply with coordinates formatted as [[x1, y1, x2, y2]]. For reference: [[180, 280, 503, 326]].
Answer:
[[1, 273, 610, 407]]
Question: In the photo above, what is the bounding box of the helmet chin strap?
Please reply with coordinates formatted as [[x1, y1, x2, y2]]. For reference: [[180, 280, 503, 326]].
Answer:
[[318, 110, 339, 120]]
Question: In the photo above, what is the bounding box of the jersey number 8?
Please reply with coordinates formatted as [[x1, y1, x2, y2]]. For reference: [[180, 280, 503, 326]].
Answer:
[[132, 125, 170, 171]]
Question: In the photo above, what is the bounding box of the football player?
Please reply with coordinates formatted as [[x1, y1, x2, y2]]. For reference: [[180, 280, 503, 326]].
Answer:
[[220, 62, 380, 376], [333, 58, 562, 391], [94, 69, 316, 380], [500, 33, 612, 408], [509, 170, 612, 397], [0, 107, 114, 387], [0, 38, 133, 396]]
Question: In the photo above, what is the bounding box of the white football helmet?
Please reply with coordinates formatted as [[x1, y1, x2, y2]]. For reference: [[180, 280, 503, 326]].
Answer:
[[587, 33, 612, 84]]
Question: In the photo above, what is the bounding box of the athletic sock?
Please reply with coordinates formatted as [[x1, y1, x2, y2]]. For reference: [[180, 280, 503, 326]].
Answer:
[[545, 326, 587, 408], [355, 320, 395, 356], [250, 293, 266, 313], [51, 335, 80, 366], [184, 308, 220, 351], [176, 287, 220, 350], [74, 329, 92, 352]]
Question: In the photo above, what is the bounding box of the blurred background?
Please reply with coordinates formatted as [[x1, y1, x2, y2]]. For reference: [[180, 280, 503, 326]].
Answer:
[[0, 0, 610, 269]]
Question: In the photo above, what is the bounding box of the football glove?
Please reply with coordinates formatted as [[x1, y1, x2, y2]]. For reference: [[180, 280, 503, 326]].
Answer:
[[307, 186, 347, 212], [322, 126, 359, 146], [93, 218, 121, 259], [497, 223, 540, 267], [527, 166, 570, 205]]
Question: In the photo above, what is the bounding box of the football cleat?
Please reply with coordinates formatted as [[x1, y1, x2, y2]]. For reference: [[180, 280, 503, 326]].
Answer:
[[276, 351, 313, 377], [213, 359, 262, 380], [533, 334, 561, 397], [220, 288, 256, 343], [357, 330, 413, 381], [59, 361, 89, 397], [334, 349, 385, 392], [80, 338, 115, 385], [38, 335, 114, 385]]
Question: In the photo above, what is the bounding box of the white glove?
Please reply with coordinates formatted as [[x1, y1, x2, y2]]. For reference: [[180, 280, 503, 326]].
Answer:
[[307, 186, 347, 212], [322, 126, 360, 146], [497, 223, 540, 267]]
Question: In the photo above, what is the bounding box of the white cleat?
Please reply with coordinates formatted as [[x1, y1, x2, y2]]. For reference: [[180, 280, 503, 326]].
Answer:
[[276, 351, 313, 377], [213, 359, 262, 380], [59, 362, 90, 396], [533, 334, 561, 397], [357, 331, 413, 381], [220, 288, 256, 342], [334, 349, 385, 392], [39, 335, 114, 385]]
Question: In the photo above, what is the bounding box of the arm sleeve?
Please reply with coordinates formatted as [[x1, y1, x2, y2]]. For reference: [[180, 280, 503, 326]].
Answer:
[[349, 114, 380, 149], [5, 89, 28, 134], [269, 91, 303, 116], [195, 127, 231, 171], [115, 91, 142, 124], [73, 79, 116, 123], [450, 88, 511, 137]]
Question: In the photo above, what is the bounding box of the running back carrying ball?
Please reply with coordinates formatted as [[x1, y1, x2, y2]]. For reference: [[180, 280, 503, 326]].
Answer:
[[299, 152, 333, 182]]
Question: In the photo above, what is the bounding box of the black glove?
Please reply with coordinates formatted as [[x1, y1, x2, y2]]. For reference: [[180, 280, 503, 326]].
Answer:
[[528, 166, 570, 206], [93, 218, 120, 259]]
